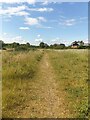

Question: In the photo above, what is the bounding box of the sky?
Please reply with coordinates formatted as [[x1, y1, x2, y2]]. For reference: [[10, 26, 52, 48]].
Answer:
[[0, 0, 88, 46]]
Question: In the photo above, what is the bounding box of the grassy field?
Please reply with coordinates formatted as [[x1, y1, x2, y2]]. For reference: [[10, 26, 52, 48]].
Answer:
[[2, 49, 88, 118], [48, 49, 88, 118], [2, 50, 44, 117]]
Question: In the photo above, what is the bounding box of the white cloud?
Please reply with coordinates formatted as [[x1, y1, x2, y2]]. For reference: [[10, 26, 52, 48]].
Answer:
[[51, 39, 57, 42], [24, 16, 47, 26], [59, 19, 76, 26], [42, 0, 49, 5], [25, 17, 39, 25], [24, 16, 52, 28], [35, 38, 42, 42], [35, 34, 43, 42], [12, 36, 23, 42], [64, 19, 76, 26], [38, 17, 47, 22], [37, 34, 41, 38], [80, 17, 88, 20], [38, 26, 52, 29], [3, 33, 7, 35], [2, 33, 27, 44], [5, 36, 27, 43], [59, 16, 87, 27], [0, 0, 35, 4], [42, 1, 62, 5], [28, 7, 53, 12], [10, 36, 27, 43], [0, 5, 29, 17], [37, 8, 53, 12], [0, 6, 53, 18], [19, 27, 29, 30], [16, 11, 29, 16], [51, 37, 60, 42]]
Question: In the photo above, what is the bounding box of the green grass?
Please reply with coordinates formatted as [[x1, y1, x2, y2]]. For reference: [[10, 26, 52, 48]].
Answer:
[[2, 50, 44, 117], [48, 49, 88, 118], [2, 49, 89, 118]]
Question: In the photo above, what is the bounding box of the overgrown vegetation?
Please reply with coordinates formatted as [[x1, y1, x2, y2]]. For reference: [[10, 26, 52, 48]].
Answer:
[[0, 40, 90, 51], [2, 50, 44, 117], [48, 49, 88, 118], [2, 49, 89, 118]]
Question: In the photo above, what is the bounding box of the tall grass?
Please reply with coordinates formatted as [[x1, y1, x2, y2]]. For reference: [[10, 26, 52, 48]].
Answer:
[[48, 49, 88, 118], [2, 50, 43, 117]]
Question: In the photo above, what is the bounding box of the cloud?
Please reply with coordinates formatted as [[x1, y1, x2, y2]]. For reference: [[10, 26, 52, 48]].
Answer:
[[19, 27, 29, 30], [35, 38, 43, 42], [37, 34, 41, 37], [25, 17, 39, 25], [0, 5, 53, 19], [12, 36, 23, 42], [24, 16, 51, 29], [51, 37, 60, 42], [64, 19, 76, 26], [59, 18, 76, 26], [28, 7, 53, 12], [59, 16, 87, 27], [37, 8, 53, 12], [42, 0, 49, 5], [80, 17, 88, 20], [3, 32, 8, 35], [15, 11, 29, 16], [38, 26, 52, 29], [41, 1, 62, 5], [2, 34, 28, 44], [0, 5, 29, 17], [35, 34, 43, 42], [37, 17, 47, 22], [2, 33, 28, 43], [0, 0, 35, 4], [24, 16, 47, 26]]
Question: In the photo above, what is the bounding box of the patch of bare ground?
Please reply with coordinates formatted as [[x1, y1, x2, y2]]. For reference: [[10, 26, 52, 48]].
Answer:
[[16, 53, 70, 118]]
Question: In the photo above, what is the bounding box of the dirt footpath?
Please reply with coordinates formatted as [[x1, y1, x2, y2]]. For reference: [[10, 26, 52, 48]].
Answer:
[[17, 53, 70, 118]]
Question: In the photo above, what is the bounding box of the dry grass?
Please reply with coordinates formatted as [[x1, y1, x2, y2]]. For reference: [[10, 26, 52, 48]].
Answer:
[[48, 49, 88, 118], [2, 49, 88, 118], [2, 50, 43, 117]]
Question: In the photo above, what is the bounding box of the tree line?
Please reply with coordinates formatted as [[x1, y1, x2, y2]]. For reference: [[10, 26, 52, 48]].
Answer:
[[0, 40, 90, 51]]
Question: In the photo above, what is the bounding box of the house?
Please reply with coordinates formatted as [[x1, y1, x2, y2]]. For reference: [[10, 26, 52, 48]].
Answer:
[[71, 42, 79, 48]]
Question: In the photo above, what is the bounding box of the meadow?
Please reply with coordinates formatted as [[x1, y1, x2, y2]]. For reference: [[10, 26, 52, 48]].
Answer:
[[2, 49, 88, 118], [2, 50, 44, 117], [48, 49, 88, 118]]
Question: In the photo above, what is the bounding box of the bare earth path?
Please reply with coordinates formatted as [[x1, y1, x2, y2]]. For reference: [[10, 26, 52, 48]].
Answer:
[[17, 52, 70, 118]]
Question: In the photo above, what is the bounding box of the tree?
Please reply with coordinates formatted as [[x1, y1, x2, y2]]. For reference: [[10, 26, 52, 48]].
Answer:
[[12, 42, 19, 48], [79, 41, 84, 46], [59, 43, 65, 49], [44, 43, 49, 48], [39, 42, 45, 48], [26, 42, 30, 47]]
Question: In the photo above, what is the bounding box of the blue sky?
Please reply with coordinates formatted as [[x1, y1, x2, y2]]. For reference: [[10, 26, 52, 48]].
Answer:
[[0, 1, 88, 46]]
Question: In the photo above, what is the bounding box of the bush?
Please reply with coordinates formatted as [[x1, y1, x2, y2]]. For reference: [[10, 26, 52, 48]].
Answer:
[[15, 46, 29, 51], [78, 46, 86, 49]]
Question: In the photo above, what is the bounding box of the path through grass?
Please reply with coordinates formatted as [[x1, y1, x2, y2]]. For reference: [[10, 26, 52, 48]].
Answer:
[[2, 49, 88, 118]]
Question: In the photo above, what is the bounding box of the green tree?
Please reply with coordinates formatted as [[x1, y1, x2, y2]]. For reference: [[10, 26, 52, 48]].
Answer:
[[12, 42, 19, 48], [26, 42, 30, 47], [39, 42, 45, 48], [79, 41, 84, 46]]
